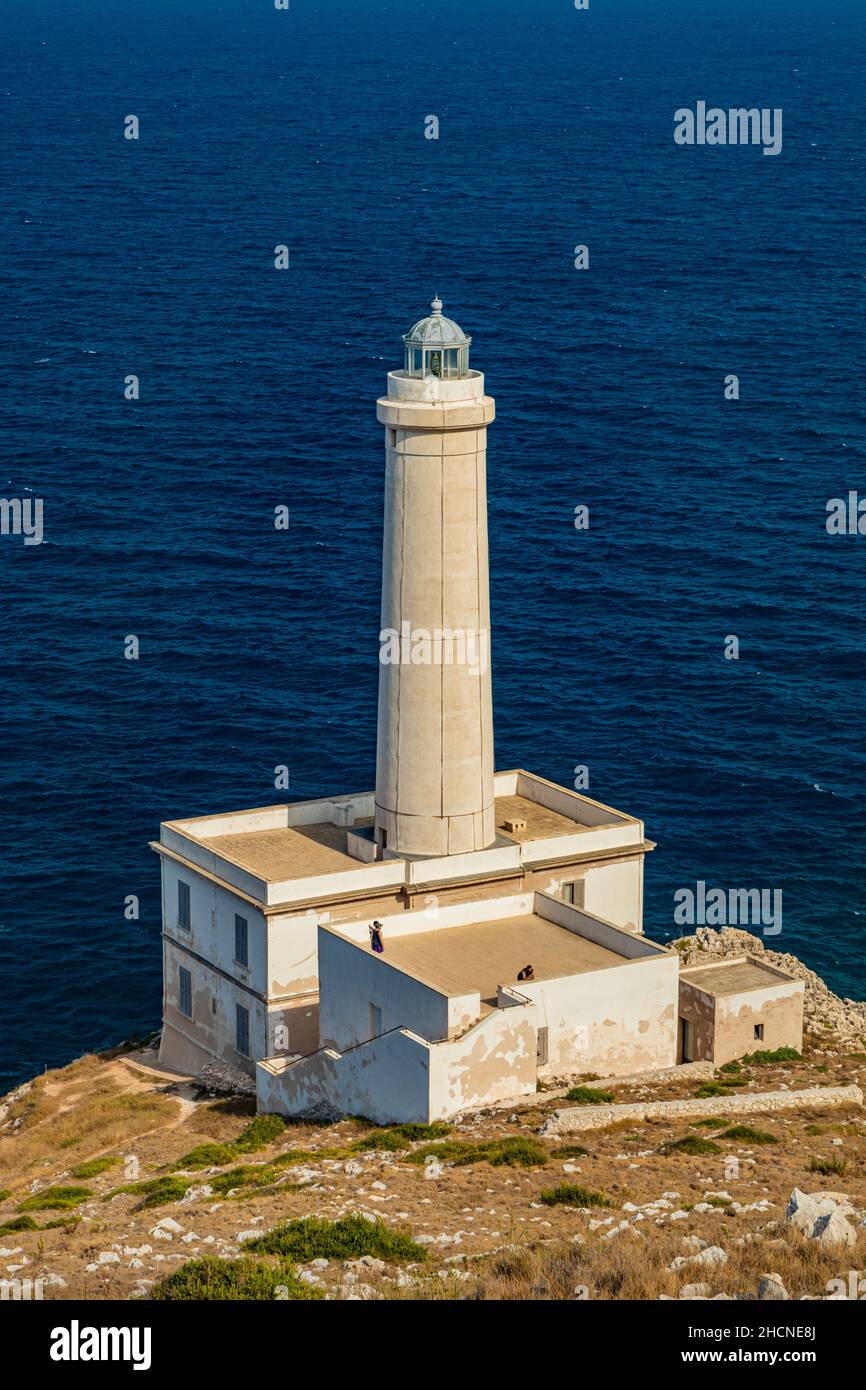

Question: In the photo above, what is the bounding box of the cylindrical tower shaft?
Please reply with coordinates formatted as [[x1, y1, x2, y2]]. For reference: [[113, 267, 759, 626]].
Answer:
[[374, 309, 496, 858]]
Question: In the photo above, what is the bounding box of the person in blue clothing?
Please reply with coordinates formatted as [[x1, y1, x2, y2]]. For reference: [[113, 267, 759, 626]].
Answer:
[[369, 920, 385, 954]]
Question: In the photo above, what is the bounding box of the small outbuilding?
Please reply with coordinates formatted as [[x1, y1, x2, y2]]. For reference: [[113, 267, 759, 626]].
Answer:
[[677, 955, 804, 1066]]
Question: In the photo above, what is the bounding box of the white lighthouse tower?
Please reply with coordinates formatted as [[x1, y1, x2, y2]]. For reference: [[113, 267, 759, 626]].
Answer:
[[374, 298, 497, 858]]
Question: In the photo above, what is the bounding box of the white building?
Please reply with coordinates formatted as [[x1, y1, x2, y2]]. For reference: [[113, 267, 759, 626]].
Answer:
[[153, 299, 802, 1122]]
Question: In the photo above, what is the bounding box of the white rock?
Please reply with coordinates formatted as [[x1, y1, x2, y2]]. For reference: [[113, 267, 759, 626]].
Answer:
[[97, 1252, 120, 1265], [680, 1283, 712, 1298], [236, 1229, 260, 1243], [758, 1273, 789, 1300], [814, 1210, 857, 1249]]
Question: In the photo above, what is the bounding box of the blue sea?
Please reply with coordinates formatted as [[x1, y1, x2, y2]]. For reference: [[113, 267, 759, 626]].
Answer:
[[2, 0, 864, 1089]]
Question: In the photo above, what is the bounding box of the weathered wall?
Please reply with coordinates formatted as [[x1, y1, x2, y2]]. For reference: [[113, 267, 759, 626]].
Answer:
[[161, 855, 267, 994], [714, 980, 805, 1065], [521, 954, 678, 1078], [541, 1084, 864, 1135], [677, 978, 717, 1061], [257, 1028, 432, 1125], [267, 911, 319, 998], [160, 938, 267, 1077], [257, 1005, 537, 1124], [427, 1007, 537, 1117]]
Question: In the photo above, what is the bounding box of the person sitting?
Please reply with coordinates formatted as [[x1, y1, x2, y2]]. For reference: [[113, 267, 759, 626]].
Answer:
[[516, 963, 534, 981], [369, 920, 384, 954]]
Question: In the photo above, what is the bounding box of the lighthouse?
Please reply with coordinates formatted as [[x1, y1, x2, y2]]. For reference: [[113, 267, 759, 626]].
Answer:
[[373, 298, 497, 858]]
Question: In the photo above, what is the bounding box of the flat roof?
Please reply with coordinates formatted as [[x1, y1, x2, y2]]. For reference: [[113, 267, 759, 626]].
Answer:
[[494, 794, 615, 842], [680, 958, 794, 998], [374, 912, 627, 1006], [199, 819, 374, 883]]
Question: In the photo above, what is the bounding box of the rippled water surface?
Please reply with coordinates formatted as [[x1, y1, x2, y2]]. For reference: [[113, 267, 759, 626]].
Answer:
[[2, 0, 865, 1086]]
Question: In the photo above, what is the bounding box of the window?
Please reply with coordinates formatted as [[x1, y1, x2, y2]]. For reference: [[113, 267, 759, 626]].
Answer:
[[177, 880, 191, 931], [236, 1003, 250, 1057], [562, 880, 585, 908], [369, 1002, 383, 1038], [234, 914, 249, 968], [754, 1024, 764, 1042], [178, 966, 192, 1019]]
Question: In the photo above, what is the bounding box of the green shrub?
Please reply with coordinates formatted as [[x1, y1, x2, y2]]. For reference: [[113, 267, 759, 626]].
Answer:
[[232, 1114, 287, 1153], [807, 1155, 847, 1177], [552, 1144, 590, 1158], [704, 1196, 732, 1208], [175, 1142, 236, 1170], [151, 1256, 320, 1301], [404, 1136, 547, 1169], [0, 1215, 39, 1234], [664, 1135, 721, 1156], [110, 1176, 193, 1209], [246, 1213, 426, 1264], [70, 1156, 121, 1179], [17, 1185, 93, 1213], [353, 1121, 451, 1153], [719, 1060, 742, 1075], [690, 1118, 729, 1130], [718, 1125, 778, 1145], [695, 1080, 747, 1098], [540, 1183, 610, 1209], [741, 1047, 802, 1065], [564, 1086, 615, 1105], [0, 1189, 10, 1202]]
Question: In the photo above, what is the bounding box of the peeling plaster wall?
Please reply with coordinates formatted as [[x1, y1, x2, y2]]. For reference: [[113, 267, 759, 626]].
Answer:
[[427, 1009, 537, 1117], [160, 939, 266, 1077], [267, 911, 319, 997], [257, 1029, 432, 1125], [522, 955, 678, 1078], [714, 980, 804, 1065], [257, 1007, 537, 1123], [677, 979, 717, 1061]]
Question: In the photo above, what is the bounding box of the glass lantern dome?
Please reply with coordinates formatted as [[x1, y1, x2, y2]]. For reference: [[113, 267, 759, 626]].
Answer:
[[402, 296, 471, 379]]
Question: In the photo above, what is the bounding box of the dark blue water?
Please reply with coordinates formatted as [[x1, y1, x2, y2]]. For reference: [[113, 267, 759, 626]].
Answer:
[[2, 0, 865, 1088]]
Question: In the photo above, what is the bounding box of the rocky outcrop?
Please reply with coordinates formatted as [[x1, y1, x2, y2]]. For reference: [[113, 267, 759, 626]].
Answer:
[[673, 927, 866, 1049]]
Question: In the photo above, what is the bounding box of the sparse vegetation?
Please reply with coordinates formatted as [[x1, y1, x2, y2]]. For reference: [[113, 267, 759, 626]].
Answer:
[[540, 1183, 611, 1209], [404, 1136, 547, 1168], [807, 1155, 847, 1177], [245, 1213, 427, 1264], [70, 1155, 122, 1179], [564, 1085, 615, 1105], [176, 1114, 287, 1170], [0, 1215, 39, 1234], [664, 1135, 721, 1156], [151, 1256, 321, 1301], [17, 1185, 93, 1212], [695, 1080, 747, 1098], [741, 1047, 802, 1065], [718, 1125, 778, 1145], [353, 1122, 451, 1152]]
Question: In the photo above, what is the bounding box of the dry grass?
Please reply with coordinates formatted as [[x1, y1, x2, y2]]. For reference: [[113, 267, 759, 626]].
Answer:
[[0, 1058, 179, 1188], [395, 1224, 866, 1302]]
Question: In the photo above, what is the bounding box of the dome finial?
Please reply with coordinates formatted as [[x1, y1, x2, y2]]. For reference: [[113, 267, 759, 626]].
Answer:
[[430, 294, 443, 315]]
